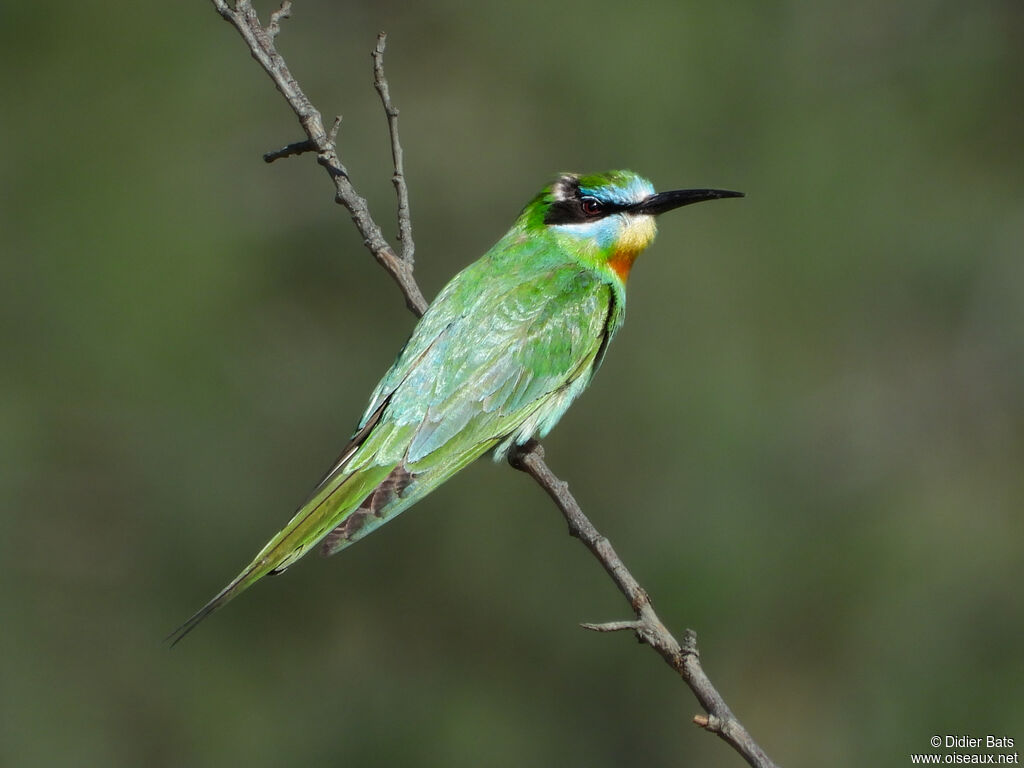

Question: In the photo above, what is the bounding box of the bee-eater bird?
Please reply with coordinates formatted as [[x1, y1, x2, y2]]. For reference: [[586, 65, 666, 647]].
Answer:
[[170, 170, 741, 644]]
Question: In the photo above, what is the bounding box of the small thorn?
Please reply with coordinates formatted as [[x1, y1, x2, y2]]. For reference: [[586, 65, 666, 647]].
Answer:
[[681, 628, 699, 656], [328, 115, 342, 145], [693, 713, 721, 731]]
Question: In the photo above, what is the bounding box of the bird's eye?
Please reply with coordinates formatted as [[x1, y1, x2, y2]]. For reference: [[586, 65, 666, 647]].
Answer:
[[580, 196, 603, 216]]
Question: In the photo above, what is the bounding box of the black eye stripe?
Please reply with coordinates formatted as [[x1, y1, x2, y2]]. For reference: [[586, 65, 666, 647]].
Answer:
[[545, 188, 629, 225]]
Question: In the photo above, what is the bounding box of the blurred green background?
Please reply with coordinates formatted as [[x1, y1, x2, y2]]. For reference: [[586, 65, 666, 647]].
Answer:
[[2, 1, 1022, 766]]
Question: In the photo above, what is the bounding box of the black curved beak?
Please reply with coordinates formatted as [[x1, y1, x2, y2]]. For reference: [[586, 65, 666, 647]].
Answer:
[[631, 188, 744, 215]]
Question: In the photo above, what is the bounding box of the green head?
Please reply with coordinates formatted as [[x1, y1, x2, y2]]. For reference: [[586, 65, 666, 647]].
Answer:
[[519, 170, 742, 280]]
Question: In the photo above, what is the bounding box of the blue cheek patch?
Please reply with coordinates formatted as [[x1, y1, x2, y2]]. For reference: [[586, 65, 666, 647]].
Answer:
[[551, 217, 621, 250]]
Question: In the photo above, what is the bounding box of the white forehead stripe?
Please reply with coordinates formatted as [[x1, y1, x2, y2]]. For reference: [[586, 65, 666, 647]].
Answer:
[[552, 175, 578, 201]]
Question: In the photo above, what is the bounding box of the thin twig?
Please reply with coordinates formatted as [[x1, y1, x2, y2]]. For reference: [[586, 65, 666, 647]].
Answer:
[[267, 0, 291, 39], [209, 4, 779, 766], [372, 33, 414, 265], [580, 620, 643, 632], [264, 138, 316, 163]]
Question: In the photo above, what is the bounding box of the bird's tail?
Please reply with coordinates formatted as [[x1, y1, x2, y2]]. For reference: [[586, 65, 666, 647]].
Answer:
[[167, 461, 395, 646]]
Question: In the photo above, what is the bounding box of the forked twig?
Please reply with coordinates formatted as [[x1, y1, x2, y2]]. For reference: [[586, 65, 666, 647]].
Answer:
[[211, 0, 427, 316]]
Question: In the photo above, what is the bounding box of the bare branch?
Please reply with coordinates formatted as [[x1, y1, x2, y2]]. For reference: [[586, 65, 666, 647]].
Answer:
[[372, 33, 415, 265], [211, 0, 427, 316], [509, 442, 780, 768], [209, 4, 779, 766]]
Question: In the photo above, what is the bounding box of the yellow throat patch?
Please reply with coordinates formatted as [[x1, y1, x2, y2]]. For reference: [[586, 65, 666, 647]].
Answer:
[[608, 214, 657, 282]]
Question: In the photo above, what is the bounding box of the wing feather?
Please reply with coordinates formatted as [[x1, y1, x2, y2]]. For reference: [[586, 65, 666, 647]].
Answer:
[[387, 266, 614, 469]]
